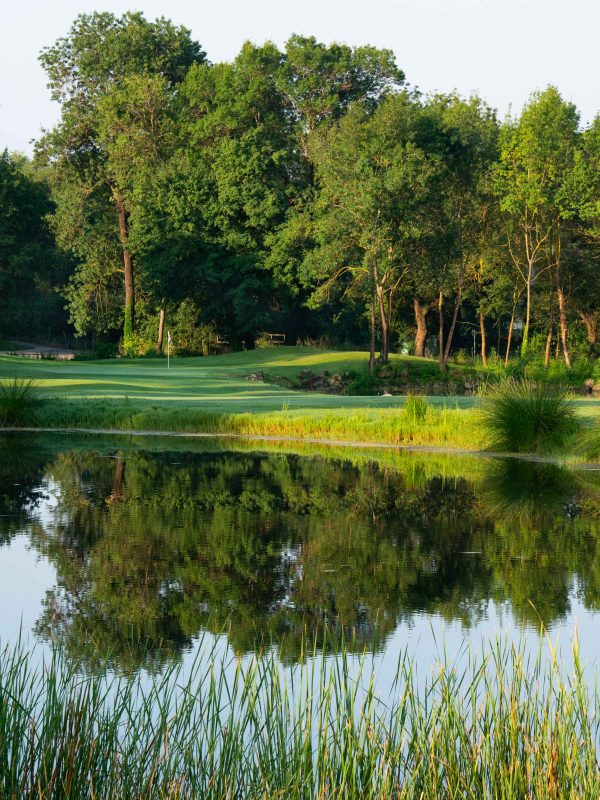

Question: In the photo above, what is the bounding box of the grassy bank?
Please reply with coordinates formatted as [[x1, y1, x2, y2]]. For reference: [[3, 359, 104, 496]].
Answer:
[[1, 348, 598, 455], [30, 397, 486, 449], [1, 637, 598, 799]]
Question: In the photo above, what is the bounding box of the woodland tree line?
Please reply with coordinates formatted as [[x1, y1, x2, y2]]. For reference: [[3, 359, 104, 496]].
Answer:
[[1, 11, 599, 371]]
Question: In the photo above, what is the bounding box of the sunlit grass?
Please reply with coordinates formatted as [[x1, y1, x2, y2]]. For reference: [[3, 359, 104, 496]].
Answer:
[[27, 398, 486, 451]]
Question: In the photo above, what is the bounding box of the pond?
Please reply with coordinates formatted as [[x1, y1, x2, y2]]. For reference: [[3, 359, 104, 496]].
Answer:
[[1, 431, 600, 685]]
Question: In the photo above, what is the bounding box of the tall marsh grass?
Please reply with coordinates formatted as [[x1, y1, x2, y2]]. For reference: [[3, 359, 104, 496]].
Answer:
[[30, 398, 485, 450], [481, 378, 579, 453], [403, 393, 429, 423], [1, 637, 599, 799], [0, 377, 42, 427]]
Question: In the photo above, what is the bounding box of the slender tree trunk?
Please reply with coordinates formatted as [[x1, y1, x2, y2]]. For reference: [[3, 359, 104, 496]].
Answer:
[[369, 263, 377, 373], [369, 296, 376, 373], [437, 289, 445, 369], [443, 291, 461, 364], [157, 303, 166, 353], [479, 313, 487, 367], [505, 287, 518, 367], [443, 268, 465, 363], [522, 260, 532, 356], [520, 220, 535, 356], [556, 280, 571, 368], [444, 208, 466, 363], [115, 193, 135, 337], [386, 288, 395, 360], [413, 299, 428, 357], [376, 286, 389, 363], [544, 324, 553, 368]]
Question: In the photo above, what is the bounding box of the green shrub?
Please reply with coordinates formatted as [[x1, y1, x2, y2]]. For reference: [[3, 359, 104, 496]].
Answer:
[[404, 393, 429, 422], [481, 379, 579, 453], [0, 377, 42, 427], [524, 356, 593, 385], [254, 332, 276, 349], [74, 341, 118, 361], [346, 370, 378, 395]]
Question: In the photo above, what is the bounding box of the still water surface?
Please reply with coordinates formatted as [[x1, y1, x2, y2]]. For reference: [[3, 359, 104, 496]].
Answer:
[[1, 431, 600, 688]]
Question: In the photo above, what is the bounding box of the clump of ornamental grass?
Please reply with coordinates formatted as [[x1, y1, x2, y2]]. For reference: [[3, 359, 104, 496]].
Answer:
[[0, 377, 42, 427], [481, 378, 579, 453], [403, 393, 429, 423], [576, 422, 600, 463]]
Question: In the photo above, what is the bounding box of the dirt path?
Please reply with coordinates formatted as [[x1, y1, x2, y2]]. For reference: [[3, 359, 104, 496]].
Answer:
[[4, 426, 599, 469]]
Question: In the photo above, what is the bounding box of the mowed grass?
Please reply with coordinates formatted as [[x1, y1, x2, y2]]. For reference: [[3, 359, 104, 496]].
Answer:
[[1, 348, 599, 453], [0, 348, 475, 410]]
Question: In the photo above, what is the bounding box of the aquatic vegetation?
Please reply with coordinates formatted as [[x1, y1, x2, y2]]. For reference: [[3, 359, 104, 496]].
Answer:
[[481, 378, 579, 453], [0, 637, 598, 799], [403, 393, 429, 423], [0, 376, 42, 427]]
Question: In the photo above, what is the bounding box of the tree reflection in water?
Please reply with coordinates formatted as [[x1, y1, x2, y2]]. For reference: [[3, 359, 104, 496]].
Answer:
[[2, 436, 600, 671]]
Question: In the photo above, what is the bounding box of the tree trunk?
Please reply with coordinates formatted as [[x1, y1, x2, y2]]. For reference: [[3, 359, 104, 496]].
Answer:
[[556, 280, 571, 368], [479, 313, 487, 367], [413, 299, 428, 357], [443, 294, 461, 365], [369, 295, 376, 373], [115, 194, 135, 337], [437, 289, 445, 369], [578, 310, 598, 347], [505, 288, 518, 367], [522, 263, 532, 356], [157, 303, 166, 353], [443, 275, 464, 363], [376, 286, 389, 363], [544, 324, 552, 368], [369, 263, 377, 373]]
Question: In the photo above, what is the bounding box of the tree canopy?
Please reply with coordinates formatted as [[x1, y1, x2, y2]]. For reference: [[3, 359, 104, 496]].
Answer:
[[0, 11, 597, 371]]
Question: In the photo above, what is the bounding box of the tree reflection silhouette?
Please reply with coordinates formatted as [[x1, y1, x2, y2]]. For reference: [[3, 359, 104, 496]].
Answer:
[[3, 439, 600, 671]]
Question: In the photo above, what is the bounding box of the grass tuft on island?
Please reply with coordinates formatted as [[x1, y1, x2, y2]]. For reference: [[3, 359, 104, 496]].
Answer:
[[480, 379, 581, 454], [1, 636, 599, 799]]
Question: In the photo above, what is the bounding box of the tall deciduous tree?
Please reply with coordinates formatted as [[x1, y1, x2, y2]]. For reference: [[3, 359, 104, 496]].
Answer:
[[307, 94, 440, 370], [37, 12, 204, 341], [426, 96, 499, 365], [495, 87, 580, 366]]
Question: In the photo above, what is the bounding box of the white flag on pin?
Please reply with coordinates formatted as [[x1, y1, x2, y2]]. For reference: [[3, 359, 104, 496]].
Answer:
[[167, 331, 172, 345]]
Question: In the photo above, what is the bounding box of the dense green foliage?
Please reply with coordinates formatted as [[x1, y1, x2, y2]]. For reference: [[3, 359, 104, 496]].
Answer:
[[0, 152, 71, 342], [3, 11, 599, 373]]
